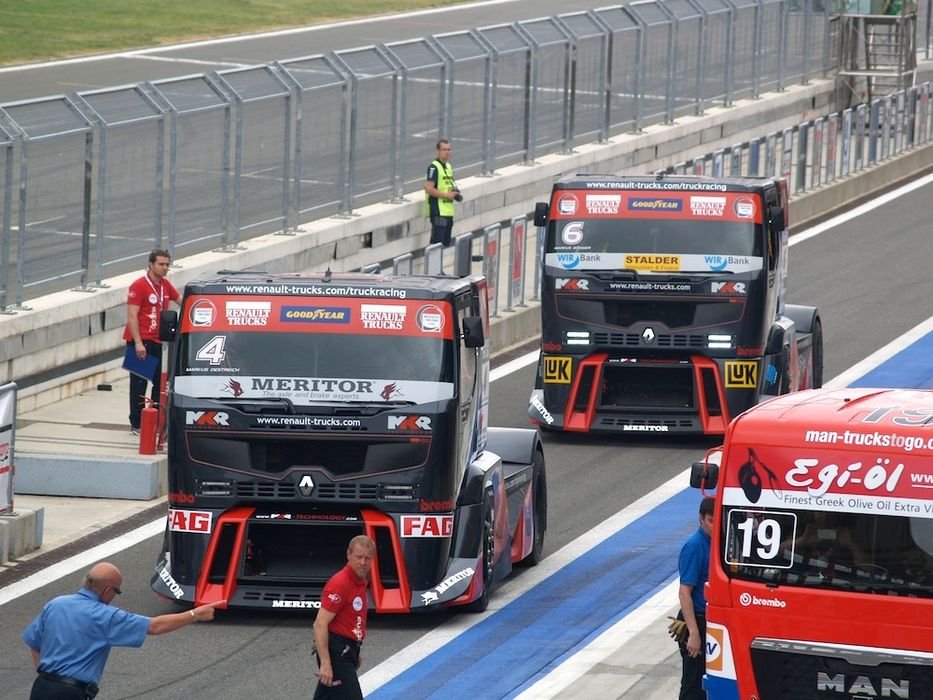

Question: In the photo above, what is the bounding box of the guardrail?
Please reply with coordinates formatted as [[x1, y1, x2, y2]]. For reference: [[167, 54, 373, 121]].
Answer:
[[0, 0, 870, 311]]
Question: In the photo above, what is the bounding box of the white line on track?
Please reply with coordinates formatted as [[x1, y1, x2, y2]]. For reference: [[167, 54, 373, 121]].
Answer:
[[360, 468, 692, 694], [789, 171, 933, 247], [0, 519, 165, 607], [515, 578, 681, 699], [0, 0, 526, 74], [122, 55, 250, 69], [826, 314, 933, 389]]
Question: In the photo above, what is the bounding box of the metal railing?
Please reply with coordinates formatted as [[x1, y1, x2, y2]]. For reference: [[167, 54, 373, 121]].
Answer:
[[670, 81, 932, 191], [0, 0, 930, 310]]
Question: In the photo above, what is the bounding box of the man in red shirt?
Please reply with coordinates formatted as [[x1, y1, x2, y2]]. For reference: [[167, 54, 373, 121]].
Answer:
[[123, 249, 180, 435], [313, 535, 375, 699]]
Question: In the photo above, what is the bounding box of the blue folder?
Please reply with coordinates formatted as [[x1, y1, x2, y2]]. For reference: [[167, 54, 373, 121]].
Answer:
[[122, 345, 159, 381]]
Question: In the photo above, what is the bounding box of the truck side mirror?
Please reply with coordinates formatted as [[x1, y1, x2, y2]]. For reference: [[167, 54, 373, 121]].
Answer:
[[160, 310, 178, 342], [689, 461, 719, 490], [533, 202, 549, 227], [462, 316, 485, 348]]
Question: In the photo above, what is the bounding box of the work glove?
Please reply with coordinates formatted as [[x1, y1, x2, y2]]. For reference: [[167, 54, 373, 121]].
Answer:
[[667, 616, 689, 644]]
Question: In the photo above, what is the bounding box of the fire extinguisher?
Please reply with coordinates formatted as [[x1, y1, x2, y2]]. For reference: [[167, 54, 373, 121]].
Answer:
[[139, 398, 158, 455]]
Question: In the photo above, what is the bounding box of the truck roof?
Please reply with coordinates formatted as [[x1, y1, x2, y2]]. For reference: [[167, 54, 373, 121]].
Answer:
[[552, 173, 780, 193], [183, 271, 481, 300], [730, 387, 933, 442]]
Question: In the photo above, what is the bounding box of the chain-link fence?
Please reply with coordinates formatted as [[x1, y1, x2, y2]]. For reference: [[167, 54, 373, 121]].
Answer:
[[0, 0, 930, 309]]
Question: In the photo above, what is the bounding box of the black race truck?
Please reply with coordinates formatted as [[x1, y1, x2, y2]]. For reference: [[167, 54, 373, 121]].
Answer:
[[152, 271, 546, 612], [528, 174, 823, 435]]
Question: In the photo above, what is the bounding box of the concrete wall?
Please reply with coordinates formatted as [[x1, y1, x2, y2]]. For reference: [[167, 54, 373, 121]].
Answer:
[[2, 74, 932, 412]]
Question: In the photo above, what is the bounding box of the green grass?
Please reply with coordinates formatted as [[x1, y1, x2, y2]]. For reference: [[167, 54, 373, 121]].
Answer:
[[0, 0, 470, 66]]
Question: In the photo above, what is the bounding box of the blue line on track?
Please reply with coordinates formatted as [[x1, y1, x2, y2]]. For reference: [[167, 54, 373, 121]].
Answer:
[[849, 331, 933, 389], [370, 487, 699, 699]]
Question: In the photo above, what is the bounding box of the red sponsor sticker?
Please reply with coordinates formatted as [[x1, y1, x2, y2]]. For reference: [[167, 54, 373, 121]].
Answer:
[[400, 514, 453, 538], [180, 296, 454, 338], [168, 509, 213, 533]]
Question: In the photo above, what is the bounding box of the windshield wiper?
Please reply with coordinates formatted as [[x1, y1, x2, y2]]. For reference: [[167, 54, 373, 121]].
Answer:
[[209, 396, 296, 414]]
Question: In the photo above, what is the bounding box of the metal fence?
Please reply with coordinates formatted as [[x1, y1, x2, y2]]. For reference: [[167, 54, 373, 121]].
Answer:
[[0, 0, 930, 309], [669, 81, 933, 192]]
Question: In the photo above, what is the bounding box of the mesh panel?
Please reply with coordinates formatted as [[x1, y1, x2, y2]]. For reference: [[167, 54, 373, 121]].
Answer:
[[629, 1, 676, 125], [172, 110, 227, 251], [22, 134, 89, 291], [560, 13, 609, 145], [279, 56, 347, 217], [98, 123, 163, 271], [150, 76, 231, 253], [594, 8, 641, 133]]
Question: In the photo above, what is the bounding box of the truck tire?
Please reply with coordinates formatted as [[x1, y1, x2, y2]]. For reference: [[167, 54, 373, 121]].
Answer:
[[519, 451, 547, 567], [810, 317, 824, 388], [465, 491, 494, 613]]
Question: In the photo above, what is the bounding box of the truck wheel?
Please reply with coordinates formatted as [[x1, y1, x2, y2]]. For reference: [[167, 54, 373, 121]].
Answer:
[[465, 491, 494, 613], [810, 317, 824, 388], [519, 451, 547, 567]]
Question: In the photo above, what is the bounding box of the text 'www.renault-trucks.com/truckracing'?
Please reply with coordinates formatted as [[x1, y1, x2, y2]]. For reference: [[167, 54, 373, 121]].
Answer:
[[151, 270, 547, 613], [528, 173, 824, 436]]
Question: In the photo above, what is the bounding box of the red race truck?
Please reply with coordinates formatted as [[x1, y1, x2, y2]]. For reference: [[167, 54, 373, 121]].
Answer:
[[690, 387, 933, 698]]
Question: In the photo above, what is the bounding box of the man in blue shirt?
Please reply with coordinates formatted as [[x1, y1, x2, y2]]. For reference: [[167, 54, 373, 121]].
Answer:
[[677, 496, 715, 700], [22, 561, 225, 699]]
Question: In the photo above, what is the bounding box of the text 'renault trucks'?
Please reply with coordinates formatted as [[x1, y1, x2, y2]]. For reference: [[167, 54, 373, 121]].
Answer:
[[151, 271, 547, 612], [528, 174, 823, 435], [690, 387, 933, 699]]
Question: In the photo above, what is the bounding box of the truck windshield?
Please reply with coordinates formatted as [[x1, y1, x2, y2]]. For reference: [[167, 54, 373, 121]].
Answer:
[[547, 219, 761, 259], [721, 505, 933, 599], [179, 331, 454, 384]]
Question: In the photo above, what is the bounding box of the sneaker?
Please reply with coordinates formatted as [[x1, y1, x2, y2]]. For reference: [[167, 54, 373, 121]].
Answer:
[[130, 428, 140, 436]]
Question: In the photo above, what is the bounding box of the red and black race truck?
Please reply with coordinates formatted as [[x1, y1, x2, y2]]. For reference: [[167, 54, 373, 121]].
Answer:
[[528, 174, 823, 435], [151, 271, 546, 612]]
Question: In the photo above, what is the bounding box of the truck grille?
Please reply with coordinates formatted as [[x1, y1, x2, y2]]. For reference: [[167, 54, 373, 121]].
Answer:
[[591, 332, 706, 348], [230, 480, 380, 501], [750, 638, 933, 700], [234, 481, 297, 498]]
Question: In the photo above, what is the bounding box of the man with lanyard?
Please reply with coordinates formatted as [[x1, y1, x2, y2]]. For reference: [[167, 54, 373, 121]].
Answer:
[[424, 138, 461, 247], [22, 561, 225, 699], [677, 495, 715, 700], [313, 535, 375, 699], [123, 248, 180, 435]]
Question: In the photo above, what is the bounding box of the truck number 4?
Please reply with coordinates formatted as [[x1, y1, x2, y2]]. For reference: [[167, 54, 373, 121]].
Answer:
[[196, 336, 227, 365]]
